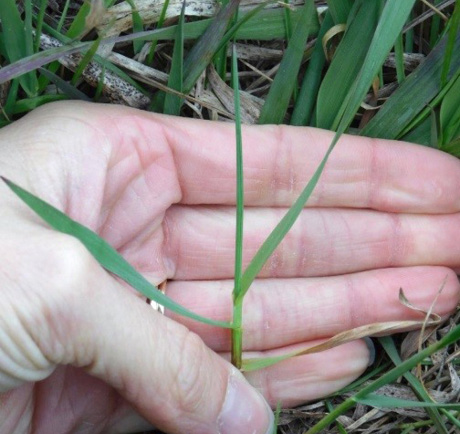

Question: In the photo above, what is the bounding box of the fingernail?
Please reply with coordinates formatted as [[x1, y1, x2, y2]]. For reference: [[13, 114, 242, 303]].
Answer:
[[218, 367, 274, 434], [364, 337, 376, 366]]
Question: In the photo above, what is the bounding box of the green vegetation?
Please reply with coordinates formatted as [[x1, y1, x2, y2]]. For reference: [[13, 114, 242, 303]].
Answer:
[[1, 1, 459, 433]]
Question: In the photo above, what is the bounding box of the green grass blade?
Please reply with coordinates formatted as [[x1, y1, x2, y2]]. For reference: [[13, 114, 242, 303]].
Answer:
[[1, 177, 232, 329], [231, 45, 244, 368], [146, 0, 170, 65], [0, 6, 319, 86], [327, 0, 353, 24], [10, 95, 69, 115], [379, 336, 448, 434], [316, 0, 380, 129], [306, 323, 460, 434], [361, 31, 460, 139], [163, 2, 185, 115], [394, 32, 405, 83], [440, 0, 460, 86], [183, 0, 241, 93], [34, 0, 49, 53], [0, 0, 38, 96], [356, 394, 460, 410], [258, 0, 316, 124], [38, 67, 92, 101], [290, 11, 334, 126], [125, 0, 145, 54], [71, 36, 102, 85]]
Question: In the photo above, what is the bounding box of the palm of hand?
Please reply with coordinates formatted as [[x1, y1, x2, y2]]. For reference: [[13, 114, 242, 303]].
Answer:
[[0, 102, 459, 434]]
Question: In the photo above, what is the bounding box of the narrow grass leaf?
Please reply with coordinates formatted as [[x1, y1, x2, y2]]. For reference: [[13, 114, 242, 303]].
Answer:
[[34, 0, 49, 53], [231, 45, 244, 368], [0, 0, 38, 96], [258, 0, 316, 124], [316, 0, 379, 129], [11, 95, 69, 114], [394, 33, 406, 83], [440, 72, 460, 146], [361, 31, 460, 139], [356, 394, 460, 410], [125, 0, 145, 54], [290, 11, 334, 126], [0, 6, 318, 86], [183, 0, 241, 93], [38, 68, 92, 101], [146, 0, 170, 65], [238, 0, 414, 303], [306, 323, 460, 433], [163, 2, 185, 115], [379, 336, 448, 434], [440, 0, 460, 86], [71, 37, 102, 85], [1, 178, 232, 329]]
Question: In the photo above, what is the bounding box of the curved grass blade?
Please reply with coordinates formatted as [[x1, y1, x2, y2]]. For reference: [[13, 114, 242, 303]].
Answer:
[[306, 323, 460, 433], [258, 0, 316, 124], [38, 67, 92, 101], [1, 177, 232, 329]]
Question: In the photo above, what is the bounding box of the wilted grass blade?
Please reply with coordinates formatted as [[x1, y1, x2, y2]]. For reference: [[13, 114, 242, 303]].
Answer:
[[361, 31, 460, 139], [291, 11, 334, 126], [316, 0, 379, 129], [163, 2, 185, 115], [306, 323, 460, 434], [1, 177, 232, 329], [258, 0, 316, 124]]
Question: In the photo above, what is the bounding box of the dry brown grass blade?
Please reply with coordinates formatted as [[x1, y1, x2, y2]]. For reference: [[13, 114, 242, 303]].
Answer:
[[207, 64, 263, 123]]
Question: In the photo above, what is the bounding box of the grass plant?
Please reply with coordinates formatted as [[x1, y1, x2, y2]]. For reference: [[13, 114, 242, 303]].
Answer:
[[1, 1, 460, 433]]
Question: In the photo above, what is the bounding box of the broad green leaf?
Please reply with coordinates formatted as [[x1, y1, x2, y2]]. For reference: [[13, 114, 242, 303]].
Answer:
[[316, 0, 379, 129], [356, 394, 460, 410], [258, 0, 317, 124], [0, 0, 38, 96], [1, 178, 232, 329], [291, 11, 334, 126], [361, 31, 460, 139], [163, 2, 185, 115]]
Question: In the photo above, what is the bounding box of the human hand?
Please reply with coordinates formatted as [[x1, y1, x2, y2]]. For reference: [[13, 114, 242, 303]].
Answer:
[[0, 102, 458, 434]]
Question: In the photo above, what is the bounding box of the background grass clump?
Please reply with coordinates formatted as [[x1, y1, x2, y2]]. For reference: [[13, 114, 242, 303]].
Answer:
[[1, 0, 460, 433]]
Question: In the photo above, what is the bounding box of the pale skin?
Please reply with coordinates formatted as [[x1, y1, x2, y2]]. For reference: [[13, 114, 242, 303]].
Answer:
[[0, 101, 459, 434]]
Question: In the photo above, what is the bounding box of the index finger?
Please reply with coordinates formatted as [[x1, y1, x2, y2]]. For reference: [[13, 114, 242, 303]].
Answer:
[[155, 114, 460, 213]]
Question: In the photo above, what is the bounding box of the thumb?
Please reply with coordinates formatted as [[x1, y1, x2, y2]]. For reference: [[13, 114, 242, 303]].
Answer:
[[25, 237, 274, 434]]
